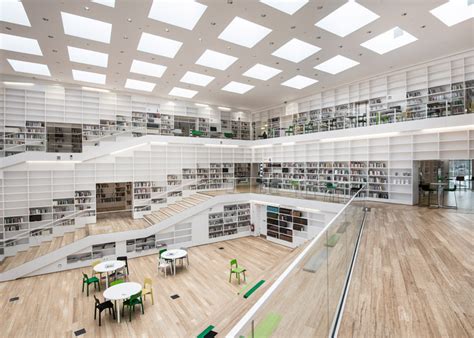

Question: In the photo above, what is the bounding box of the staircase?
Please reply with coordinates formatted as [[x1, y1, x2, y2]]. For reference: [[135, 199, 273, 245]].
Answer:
[[0, 227, 88, 273], [0, 193, 212, 274], [144, 193, 212, 224]]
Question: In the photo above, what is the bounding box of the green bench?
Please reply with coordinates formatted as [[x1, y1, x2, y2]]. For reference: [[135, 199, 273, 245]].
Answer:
[[253, 312, 282, 338], [197, 325, 215, 338]]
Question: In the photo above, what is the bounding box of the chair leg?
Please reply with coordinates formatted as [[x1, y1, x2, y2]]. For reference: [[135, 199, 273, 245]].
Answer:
[[243, 271, 246, 282], [141, 302, 144, 314], [87, 284, 89, 297], [229, 271, 232, 283], [94, 307, 97, 320], [82, 282, 85, 293], [98, 282, 100, 291], [112, 305, 116, 319], [98, 310, 102, 327], [151, 292, 154, 305]]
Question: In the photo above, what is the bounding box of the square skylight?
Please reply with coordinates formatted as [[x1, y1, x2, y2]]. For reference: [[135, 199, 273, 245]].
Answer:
[[315, 1, 379, 37], [180, 71, 215, 87], [272, 38, 320, 63], [243, 63, 281, 80], [72, 69, 106, 84], [7, 59, 51, 76], [169, 87, 198, 98], [0, 33, 42, 55], [360, 26, 417, 55], [259, 0, 308, 15], [218, 16, 272, 48], [148, 0, 207, 30], [314, 55, 359, 75], [0, 1, 31, 26], [91, 0, 115, 7], [68, 46, 108, 68], [137, 32, 183, 58], [430, 0, 474, 27], [195, 49, 238, 70], [61, 12, 112, 43], [221, 81, 255, 94], [281, 75, 318, 89], [130, 60, 167, 78], [125, 78, 156, 92]]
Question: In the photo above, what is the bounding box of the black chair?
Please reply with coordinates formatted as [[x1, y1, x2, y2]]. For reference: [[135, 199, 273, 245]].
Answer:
[[419, 184, 436, 206], [111, 256, 129, 280], [117, 256, 129, 274], [93, 295, 116, 326], [455, 176, 466, 190]]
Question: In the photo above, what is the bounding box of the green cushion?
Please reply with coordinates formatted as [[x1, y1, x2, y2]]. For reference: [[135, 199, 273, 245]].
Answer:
[[232, 267, 246, 274], [254, 312, 282, 338], [224, 132, 233, 138], [191, 130, 204, 136], [87, 276, 99, 283], [326, 233, 340, 247], [197, 325, 215, 338], [243, 280, 265, 299]]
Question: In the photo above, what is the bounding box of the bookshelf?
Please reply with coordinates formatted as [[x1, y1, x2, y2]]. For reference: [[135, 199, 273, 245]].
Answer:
[[46, 123, 82, 153], [208, 203, 251, 239], [96, 182, 132, 213]]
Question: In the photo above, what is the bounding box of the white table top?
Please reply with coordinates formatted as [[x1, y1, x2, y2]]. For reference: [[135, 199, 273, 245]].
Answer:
[[161, 249, 187, 260], [430, 182, 447, 186], [103, 282, 142, 301], [94, 260, 125, 273]]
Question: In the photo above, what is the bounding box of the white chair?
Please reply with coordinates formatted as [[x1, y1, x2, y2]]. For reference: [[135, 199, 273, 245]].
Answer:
[[158, 258, 172, 277]]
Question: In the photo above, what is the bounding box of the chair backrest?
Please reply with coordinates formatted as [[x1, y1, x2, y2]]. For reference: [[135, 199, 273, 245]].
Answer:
[[420, 184, 430, 191], [93, 295, 100, 306], [159, 258, 168, 266], [230, 259, 238, 269], [159, 248, 167, 257], [144, 277, 152, 288], [82, 273, 89, 281], [117, 256, 128, 266], [110, 279, 124, 287], [91, 260, 101, 268], [456, 176, 464, 181], [326, 182, 334, 189], [130, 291, 142, 301]]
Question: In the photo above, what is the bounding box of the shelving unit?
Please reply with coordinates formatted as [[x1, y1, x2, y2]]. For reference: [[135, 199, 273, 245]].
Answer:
[[46, 123, 82, 153], [96, 182, 132, 213], [208, 203, 251, 239]]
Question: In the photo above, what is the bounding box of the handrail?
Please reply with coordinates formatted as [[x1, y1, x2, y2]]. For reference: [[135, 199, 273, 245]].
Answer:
[[83, 128, 135, 146], [0, 208, 91, 245], [225, 185, 366, 338]]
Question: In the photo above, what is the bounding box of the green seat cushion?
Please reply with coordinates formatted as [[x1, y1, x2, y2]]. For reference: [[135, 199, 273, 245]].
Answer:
[[232, 267, 246, 274], [87, 276, 99, 283], [254, 312, 282, 338]]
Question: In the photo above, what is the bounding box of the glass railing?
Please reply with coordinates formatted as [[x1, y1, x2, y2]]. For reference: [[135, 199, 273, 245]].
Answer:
[[226, 187, 367, 337]]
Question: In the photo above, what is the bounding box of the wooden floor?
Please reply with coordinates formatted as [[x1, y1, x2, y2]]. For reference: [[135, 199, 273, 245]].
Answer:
[[339, 202, 474, 338], [0, 237, 298, 338]]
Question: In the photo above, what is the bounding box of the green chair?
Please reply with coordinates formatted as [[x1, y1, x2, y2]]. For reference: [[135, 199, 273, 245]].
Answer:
[[82, 273, 100, 296], [110, 279, 124, 287], [229, 259, 246, 285], [224, 132, 233, 139], [325, 183, 337, 201], [122, 291, 144, 322], [191, 130, 204, 137], [285, 125, 294, 136]]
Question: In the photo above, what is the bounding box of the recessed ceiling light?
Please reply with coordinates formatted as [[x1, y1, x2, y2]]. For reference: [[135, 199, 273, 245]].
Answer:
[[315, 1, 379, 37], [243, 63, 281, 81], [180, 71, 215, 87], [72, 69, 106, 84], [218, 106, 231, 111], [169, 87, 198, 98], [61, 12, 112, 43], [91, 0, 116, 7], [67, 46, 108, 67], [125, 78, 156, 92], [259, 0, 308, 15], [137, 32, 183, 58], [272, 38, 320, 63], [218, 16, 272, 48], [195, 49, 238, 70], [130, 60, 167, 78], [360, 26, 417, 55], [0, 1, 31, 26], [221, 81, 254, 94], [148, 0, 207, 30], [82, 86, 110, 93], [281, 75, 317, 89], [0, 33, 42, 55], [430, 0, 474, 27], [7, 59, 51, 76], [314, 55, 359, 75]]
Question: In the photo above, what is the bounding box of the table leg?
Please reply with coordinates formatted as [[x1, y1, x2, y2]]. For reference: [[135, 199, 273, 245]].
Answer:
[[117, 300, 121, 323], [173, 259, 176, 275], [105, 272, 109, 289]]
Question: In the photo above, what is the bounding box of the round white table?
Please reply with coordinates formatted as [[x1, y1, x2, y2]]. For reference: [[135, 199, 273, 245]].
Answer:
[[161, 249, 188, 275], [94, 260, 126, 288], [103, 282, 142, 323]]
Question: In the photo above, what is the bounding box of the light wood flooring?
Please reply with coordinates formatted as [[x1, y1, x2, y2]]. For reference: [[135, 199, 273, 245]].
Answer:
[[338, 203, 474, 337], [0, 236, 298, 338]]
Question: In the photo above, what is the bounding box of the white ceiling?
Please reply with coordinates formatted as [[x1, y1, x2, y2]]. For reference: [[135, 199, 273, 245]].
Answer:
[[0, 0, 473, 111]]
